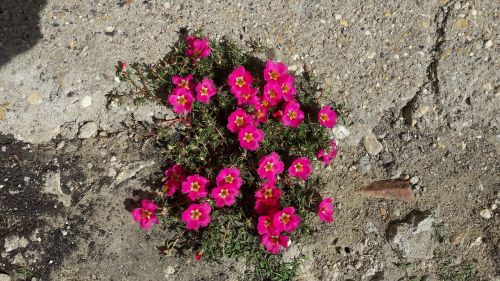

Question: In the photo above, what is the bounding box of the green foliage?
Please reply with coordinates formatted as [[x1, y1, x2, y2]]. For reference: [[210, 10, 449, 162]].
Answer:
[[120, 32, 341, 281]]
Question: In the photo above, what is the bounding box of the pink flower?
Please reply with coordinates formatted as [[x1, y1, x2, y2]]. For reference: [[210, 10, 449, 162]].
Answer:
[[254, 181, 282, 206], [227, 108, 254, 133], [316, 140, 338, 165], [216, 167, 243, 190], [172, 74, 194, 90], [261, 233, 289, 254], [264, 60, 288, 82], [234, 86, 259, 106], [228, 66, 254, 95], [211, 185, 239, 207], [163, 180, 177, 197], [195, 251, 203, 261], [280, 75, 296, 102], [162, 164, 185, 197], [131, 199, 159, 230], [288, 157, 312, 180], [238, 125, 264, 151], [260, 98, 271, 109], [185, 35, 211, 59], [195, 78, 217, 103], [181, 202, 212, 230], [253, 104, 268, 124], [272, 110, 284, 120], [317, 197, 334, 223], [181, 174, 209, 200], [282, 100, 304, 128], [168, 87, 194, 114], [273, 207, 301, 233], [257, 152, 284, 180], [318, 106, 337, 128], [257, 215, 274, 235], [164, 164, 186, 184], [262, 82, 283, 106], [120, 62, 128, 72]]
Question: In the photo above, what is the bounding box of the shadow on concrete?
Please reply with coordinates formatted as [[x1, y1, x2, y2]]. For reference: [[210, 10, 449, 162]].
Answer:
[[0, 0, 47, 67]]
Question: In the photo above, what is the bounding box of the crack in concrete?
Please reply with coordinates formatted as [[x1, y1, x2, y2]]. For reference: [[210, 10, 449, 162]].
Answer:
[[427, 3, 452, 98], [402, 2, 453, 125]]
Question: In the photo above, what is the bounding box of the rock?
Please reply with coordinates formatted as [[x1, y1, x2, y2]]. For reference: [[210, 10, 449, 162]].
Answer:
[[0, 274, 10, 281], [358, 155, 371, 174], [379, 153, 393, 165], [357, 180, 415, 202], [165, 266, 176, 276], [331, 125, 350, 140], [4, 236, 28, 252], [27, 92, 43, 105], [43, 171, 71, 207], [363, 132, 383, 155], [386, 210, 436, 260], [12, 253, 26, 265], [56, 141, 65, 150], [78, 122, 98, 139], [479, 208, 492, 219], [105, 26, 115, 33], [484, 40, 493, 49], [80, 95, 92, 108], [410, 176, 419, 185]]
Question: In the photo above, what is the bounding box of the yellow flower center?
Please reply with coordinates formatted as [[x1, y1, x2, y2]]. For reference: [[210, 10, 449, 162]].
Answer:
[[190, 181, 200, 192], [178, 95, 187, 105], [263, 188, 273, 199], [179, 80, 189, 89], [219, 188, 229, 198], [235, 116, 244, 126], [163, 182, 173, 193], [257, 110, 264, 118], [243, 132, 254, 142], [201, 86, 208, 96], [141, 209, 152, 219], [224, 174, 234, 184], [269, 90, 277, 99], [190, 209, 201, 220], [269, 71, 279, 80], [295, 163, 303, 172], [270, 235, 279, 243], [264, 162, 274, 172], [280, 213, 290, 224], [264, 220, 271, 227], [193, 49, 202, 57], [321, 206, 328, 214], [262, 100, 270, 108], [281, 84, 289, 93], [320, 113, 329, 122], [242, 93, 250, 100], [288, 110, 297, 120], [235, 77, 246, 87]]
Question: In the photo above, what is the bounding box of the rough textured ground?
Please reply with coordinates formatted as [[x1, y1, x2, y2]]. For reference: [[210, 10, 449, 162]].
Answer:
[[0, 0, 499, 280]]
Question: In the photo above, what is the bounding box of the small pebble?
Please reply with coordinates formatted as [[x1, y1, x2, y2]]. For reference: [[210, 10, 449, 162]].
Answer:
[[479, 209, 492, 219], [484, 40, 493, 49], [56, 141, 65, 150], [80, 96, 92, 108], [410, 176, 419, 184], [1, 146, 6, 152], [105, 26, 115, 33]]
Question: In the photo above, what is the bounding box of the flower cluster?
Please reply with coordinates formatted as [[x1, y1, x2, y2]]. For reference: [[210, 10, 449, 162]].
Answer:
[[168, 74, 216, 114], [126, 34, 341, 267]]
